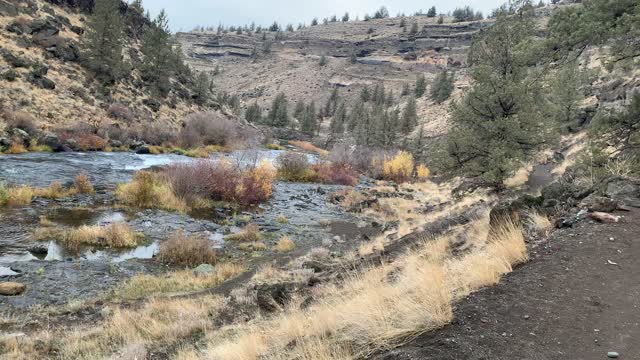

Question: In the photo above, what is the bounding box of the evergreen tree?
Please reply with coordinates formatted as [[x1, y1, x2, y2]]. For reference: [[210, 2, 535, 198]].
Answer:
[[372, 83, 386, 106], [342, 12, 350, 22], [412, 126, 426, 162], [401, 83, 411, 97], [430, 70, 455, 103], [192, 71, 212, 105], [445, 4, 556, 188], [355, 108, 372, 145], [324, 88, 340, 117], [547, 60, 583, 126], [300, 101, 317, 135], [294, 101, 306, 120], [372, 106, 394, 148], [415, 74, 427, 98], [401, 97, 418, 134], [311, 18, 318, 26], [348, 99, 366, 132], [452, 6, 475, 22], [82, 0, 125, 84], [590, 93, 640, 167], [330, 102, 347, 135], [269, 21, 280, 32], [267, 93, 289, 127], [141, 10, 174, 96], [245, 101, 262, 123], [427, 6, 437, 17]]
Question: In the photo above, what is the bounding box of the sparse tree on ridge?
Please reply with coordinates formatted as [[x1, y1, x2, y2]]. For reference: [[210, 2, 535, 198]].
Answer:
[[427, 6, 437, 17], [82, 0, 126, 84], [415, 73, 427, 98]]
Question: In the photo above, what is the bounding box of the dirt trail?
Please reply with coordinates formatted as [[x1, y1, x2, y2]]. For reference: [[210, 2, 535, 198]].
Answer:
[[376, 208, 640, 360]]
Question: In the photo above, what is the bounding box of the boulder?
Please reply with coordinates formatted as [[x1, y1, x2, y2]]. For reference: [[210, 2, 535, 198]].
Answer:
[[46, 39, 80, 62], [601, 176, 640, 208], [63, 138, 79, 151], [39, 132, 63, 152], [134, 145, 150, 154], [255, 282, 296, 312], [193, 264, 215, 277], [1, 69, 18, 81], [11, 128, 30, 144], [580, 195, 619, 213], [0, 282, 26, 296], [29, 18, 59, 39], [0, 136, 11, 148], [0, 49, 30, 68]]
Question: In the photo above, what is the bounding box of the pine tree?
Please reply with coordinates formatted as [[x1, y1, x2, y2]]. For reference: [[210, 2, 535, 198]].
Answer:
[[446, 4, 556, 188], [245, 102, 262, 123], [330, 102, 347, 135], [300, 101, 317, 135], [372, 83, 386, 106], [348, 99, 366, 132], [82, 0, 125, 84], [294, 101, 306, 120], [430, 70, 455, 103], [548, 60, 583, 126], [427, 6, 437, 17], [401, 83, 411, 97], [401, 97, 418, 134], [192, 71, 212, 105], [141, 10, 174, 96], [415, 74, 427, 98], [267, 93, 289, 127], [342, 12, 350, 22]]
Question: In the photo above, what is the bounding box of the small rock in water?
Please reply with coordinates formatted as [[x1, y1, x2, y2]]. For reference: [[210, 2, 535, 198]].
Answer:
[[607, 351, 619, 358], [193, 264, 215, 276], [0, 282, 26, 296]]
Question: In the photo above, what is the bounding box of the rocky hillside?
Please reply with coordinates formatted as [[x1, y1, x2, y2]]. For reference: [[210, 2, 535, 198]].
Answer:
[[177, 15, 493, 138], [0, 0, 202, 134]]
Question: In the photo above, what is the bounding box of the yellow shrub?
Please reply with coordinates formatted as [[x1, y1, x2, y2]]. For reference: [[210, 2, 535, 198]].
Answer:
[[416, 164, 430, 180], [0, 184, 34, 206], [74, 174, 95, 194], [382, 151, 414, 183], [116, 171, 188, 213], [275, 236, 295, 252], [7, 141, 27, 154]]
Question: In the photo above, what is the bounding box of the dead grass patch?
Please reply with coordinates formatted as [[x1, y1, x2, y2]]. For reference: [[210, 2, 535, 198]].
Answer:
[[288, 140, 329, 156], [34, 223, 143, 252], [275, 236, 295, 252], [157, 231, 218, 266], [224, 223, 261, 242], [74, 174, 95, 194], [116, 263, 244, 300]]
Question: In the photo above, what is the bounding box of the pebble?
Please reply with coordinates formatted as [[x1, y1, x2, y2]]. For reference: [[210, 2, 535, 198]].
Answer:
[[607, 352, 619, 358]]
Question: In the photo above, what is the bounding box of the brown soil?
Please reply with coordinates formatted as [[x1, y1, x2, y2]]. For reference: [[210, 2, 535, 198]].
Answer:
[[376, 208, 640, 360]]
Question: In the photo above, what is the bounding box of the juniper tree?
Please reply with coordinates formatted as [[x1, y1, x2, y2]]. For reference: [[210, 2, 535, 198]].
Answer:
[[82, 0, 125, 84], [269, 22, 280, 32], [140, 10, 174, 96], [445, 4, 556, 188], [286, 24, 294, 32], [342, 12, 350, 22], [294, 101, 306, 120], [401, 83, 411, 97], [400, 97, 418, 134], [360, 86, 371, 102], [590, 93, 640, 167], [547, 60, 584, 126], [267, 93, 289, 127], [372, 106, 395, 148], [348, 99, 366, 132], [427, 6, 437, 17], [330, 102, 347, 135], [430, 70, 455, 103], [324, 88, 340, 117], [415, 74, 427, 98], [372, 83, 386, 106], [330, 15, 337, 22], [245, 102, 262, 123], [300, 101, 317, 135], [192, 71, 212, 105], [311, 18, 318, 26]]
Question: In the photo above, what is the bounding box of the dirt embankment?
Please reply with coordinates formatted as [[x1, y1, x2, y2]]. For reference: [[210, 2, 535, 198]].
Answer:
[[376, 207, 640, 360]]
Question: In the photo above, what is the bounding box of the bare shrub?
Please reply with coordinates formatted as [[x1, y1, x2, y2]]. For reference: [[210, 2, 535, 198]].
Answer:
[[107, 103, 135, 122], [162, 160, 239, 203], [3, 110, 38, 135], [276, 152, 313, 181], [139, 122, 178, 146], [74, 174, 95, 194], [180, 111, 237, 148], [157, 231, 218, 266]]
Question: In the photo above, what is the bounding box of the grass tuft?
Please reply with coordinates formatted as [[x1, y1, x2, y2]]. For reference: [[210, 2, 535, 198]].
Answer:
[[157, 231, 218, 266]]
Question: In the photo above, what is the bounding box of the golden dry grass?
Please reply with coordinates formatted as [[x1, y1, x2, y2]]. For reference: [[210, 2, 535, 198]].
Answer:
[[74, 174, 95, 194], [115, 262, 244, 300], [205, 218, 527, 360], [224, 223, 261, 242], [33, 223, 142, 252], [0, 184, 34, 206], [275, 236, 295, 252], [116, 171, 189, 213], [525, 211, 552, 238], [157, 231, 218, 266], [504, 163, 533, 188]]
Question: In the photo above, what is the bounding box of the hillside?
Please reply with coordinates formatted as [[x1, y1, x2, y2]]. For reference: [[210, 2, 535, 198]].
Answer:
[[0, 0, 203, 137], [177, 14, 491, 138]]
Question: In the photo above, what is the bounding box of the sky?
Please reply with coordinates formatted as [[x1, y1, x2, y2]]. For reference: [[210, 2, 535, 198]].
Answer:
[[137, 0, 509, 33]]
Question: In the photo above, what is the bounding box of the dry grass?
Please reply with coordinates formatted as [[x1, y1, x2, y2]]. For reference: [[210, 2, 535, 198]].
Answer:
[[6, 141, 28, 154], [239, 241, 268, 251], [275, 236, 295, 252], [74, 174, 95, 194], [205, 218, 527, 359], [525, 211, 552, 238], [34, 223, 143, 252], [288, 140, 329, 156], [115, 262, 245, 300], [224, 223, 261, 242], [157, 231, 218, 266], [276, 214, 289, 224], [116, 171, 190, 213], [0, 184, 34, 206], [34, 181, 76, 199]]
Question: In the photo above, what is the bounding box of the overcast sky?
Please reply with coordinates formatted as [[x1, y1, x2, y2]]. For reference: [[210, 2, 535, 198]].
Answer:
[[138, 0, 509, 33]]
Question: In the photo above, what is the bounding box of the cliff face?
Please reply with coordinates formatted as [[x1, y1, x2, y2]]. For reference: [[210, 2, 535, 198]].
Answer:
[[177, 16, 491, 108]]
